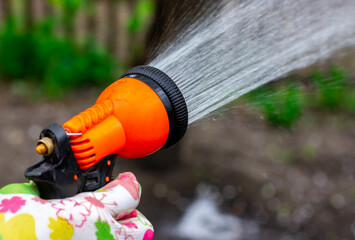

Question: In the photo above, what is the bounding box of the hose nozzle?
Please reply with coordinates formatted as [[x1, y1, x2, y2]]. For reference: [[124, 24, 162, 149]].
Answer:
[[63, 66, 188, 170]]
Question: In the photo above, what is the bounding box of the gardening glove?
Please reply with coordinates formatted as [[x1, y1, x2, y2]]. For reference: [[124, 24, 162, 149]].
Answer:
[[0, 172, 154, 240]]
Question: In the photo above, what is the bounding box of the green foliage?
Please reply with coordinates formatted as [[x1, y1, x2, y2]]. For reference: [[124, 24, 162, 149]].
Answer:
[[344, 90, 355, 113], [49, 0, 84, 10], [43, 42, 115, 98], [127, 0, 155, 60], [0, 3, 118, 99], [0, 0, 156, 99], [311, 67, 347, 110], [247, 67, 352, 128], [49, 0, 84, 36], [248, 83, 303, 128], [128, 0, 155, 33], [0, 18, 36, 78]]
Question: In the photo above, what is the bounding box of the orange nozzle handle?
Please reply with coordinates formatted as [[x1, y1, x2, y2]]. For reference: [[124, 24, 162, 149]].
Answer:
[[63, 66, 188, 170]]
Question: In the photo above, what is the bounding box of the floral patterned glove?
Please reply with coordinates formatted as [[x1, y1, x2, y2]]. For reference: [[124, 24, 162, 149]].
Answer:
[[0, 172, 154, 240]]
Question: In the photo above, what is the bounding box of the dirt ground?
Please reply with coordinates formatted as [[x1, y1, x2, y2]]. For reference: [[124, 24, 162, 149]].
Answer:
[[0, 80, 355, 240]]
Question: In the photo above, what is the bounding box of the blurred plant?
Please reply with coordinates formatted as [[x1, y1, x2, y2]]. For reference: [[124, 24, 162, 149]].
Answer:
[[0, 0, 156, 99], [42, 41, 115, 98], [246, 66, 353, 128], [344, 90, 355, 113], [0, 18, 36, 78], [127, 0, 156, 60], [48, 0, 83, 37], [311, 67, 347, 110], [248, 83, 303, 128], [0, 0, 123, 99], [128, 0, 155, 33]]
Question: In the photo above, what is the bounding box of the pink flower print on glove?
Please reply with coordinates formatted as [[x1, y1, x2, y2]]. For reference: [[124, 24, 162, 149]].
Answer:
[[0, 172, 153, 240], [0, 196, 26, 213]]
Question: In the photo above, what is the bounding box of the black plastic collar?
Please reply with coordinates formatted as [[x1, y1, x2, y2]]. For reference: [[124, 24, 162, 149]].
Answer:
[[121, 65, 188, 148]]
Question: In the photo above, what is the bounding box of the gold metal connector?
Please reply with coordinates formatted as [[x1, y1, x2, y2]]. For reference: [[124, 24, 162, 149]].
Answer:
[[36, 137, 54, 156]]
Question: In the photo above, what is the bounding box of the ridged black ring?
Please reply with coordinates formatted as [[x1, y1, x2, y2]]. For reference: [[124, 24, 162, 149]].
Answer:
[[121, 65, 188, 148]]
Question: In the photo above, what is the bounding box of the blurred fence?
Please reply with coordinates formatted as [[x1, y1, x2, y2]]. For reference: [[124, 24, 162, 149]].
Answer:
[[0, 0, 154, 64]]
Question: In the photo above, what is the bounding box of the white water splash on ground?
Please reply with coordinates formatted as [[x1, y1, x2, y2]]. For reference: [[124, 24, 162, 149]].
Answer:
[[175, 184, 259, 240]]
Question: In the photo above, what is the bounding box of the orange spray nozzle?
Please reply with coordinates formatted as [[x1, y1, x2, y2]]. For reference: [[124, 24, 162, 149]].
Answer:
[[63, 66, 188, 170]]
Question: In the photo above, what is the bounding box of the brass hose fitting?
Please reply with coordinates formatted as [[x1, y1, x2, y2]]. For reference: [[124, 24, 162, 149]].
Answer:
[[36, 137, 54, 156]]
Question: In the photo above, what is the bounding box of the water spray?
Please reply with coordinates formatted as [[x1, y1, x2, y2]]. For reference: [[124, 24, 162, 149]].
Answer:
[[25, 65, 188, 199]]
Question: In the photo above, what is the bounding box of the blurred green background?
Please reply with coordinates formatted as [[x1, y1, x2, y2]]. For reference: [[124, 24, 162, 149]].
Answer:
[[0, 0, 155, 99]]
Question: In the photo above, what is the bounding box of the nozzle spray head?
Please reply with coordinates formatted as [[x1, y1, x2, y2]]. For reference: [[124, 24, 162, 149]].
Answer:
[[120, 65, 188, 148], [63, 65, 188, 170]]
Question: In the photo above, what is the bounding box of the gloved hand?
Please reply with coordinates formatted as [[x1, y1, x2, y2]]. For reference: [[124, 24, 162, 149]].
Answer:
[[0, 172, 154, 240]]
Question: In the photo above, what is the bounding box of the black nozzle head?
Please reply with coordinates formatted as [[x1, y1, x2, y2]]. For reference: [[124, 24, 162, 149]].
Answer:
[[121, 65, 188, 148]]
